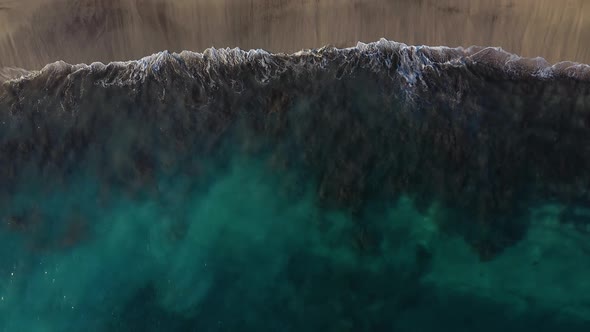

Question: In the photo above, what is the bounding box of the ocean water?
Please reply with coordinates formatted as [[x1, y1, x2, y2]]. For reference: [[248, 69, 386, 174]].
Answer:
[[1, 40, 590, 331]]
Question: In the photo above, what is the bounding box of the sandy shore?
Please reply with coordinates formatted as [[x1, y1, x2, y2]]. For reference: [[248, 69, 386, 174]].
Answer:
[[1, 0, 589, 69]]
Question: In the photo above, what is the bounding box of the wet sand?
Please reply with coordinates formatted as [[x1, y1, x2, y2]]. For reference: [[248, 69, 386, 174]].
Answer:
[[1, 0, 589, 69]]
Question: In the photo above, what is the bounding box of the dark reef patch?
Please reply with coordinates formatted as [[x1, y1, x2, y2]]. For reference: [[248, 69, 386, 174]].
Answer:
[[2, 40, 589, 258]]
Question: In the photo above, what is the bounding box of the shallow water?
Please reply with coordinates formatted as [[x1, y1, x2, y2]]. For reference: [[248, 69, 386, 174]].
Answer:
[[1, 41, 590, 330]]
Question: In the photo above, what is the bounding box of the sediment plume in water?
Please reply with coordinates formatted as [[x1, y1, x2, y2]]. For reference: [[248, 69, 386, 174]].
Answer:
[[1, 39, 590, 331]]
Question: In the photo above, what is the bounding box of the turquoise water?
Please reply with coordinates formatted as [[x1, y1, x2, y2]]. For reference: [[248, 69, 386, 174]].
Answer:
[[1, 151, 589, 331]]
